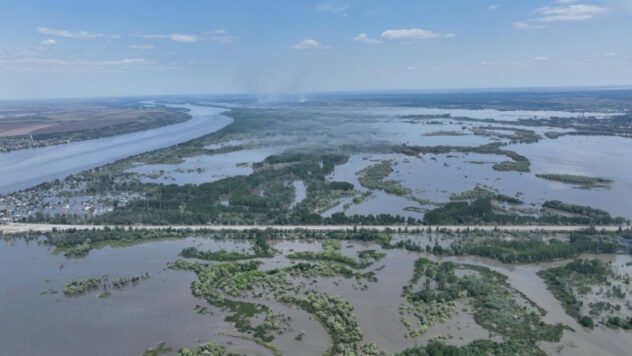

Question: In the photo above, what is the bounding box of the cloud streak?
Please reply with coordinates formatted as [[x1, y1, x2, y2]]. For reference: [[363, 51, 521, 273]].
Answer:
[[293, 39, 329, 50], [128, 44, 154, 50], [315, 2, 350, 14], [381, 28, 454, 40], [515, 3, 608, 29], [535, 4, 607, 22], [133, 33, 200, 42], [352, 33, 381, 44], [37, 27, 118, 39]]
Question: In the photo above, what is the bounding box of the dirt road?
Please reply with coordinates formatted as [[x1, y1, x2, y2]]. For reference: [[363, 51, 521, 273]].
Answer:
[[0, 223, 627, 234]]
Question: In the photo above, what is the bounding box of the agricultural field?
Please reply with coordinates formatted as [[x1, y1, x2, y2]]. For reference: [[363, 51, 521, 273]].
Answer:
[[0, 99, 189, 151]]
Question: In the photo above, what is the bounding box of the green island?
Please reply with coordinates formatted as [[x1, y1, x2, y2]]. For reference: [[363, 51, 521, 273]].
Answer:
[[539, 259, 632, 329], [399, 258, 563, 355], [62, 273, 150, 297], [357, 160, 412, 197], [536, 173, 613, 189]]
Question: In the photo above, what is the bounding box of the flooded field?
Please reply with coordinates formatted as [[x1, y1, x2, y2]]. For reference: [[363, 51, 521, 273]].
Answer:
[[2, 233, 631, 355], [3, 97, 630, 224], [1, 92, 631, 355], [128, 148, 278, 185]]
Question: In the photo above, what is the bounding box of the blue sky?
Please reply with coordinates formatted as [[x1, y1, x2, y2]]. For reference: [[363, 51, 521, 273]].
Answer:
[[0, 0, 630, 99]]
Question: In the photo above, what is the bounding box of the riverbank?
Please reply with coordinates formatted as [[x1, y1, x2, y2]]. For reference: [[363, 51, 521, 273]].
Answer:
[[0, 104, 232, 194]]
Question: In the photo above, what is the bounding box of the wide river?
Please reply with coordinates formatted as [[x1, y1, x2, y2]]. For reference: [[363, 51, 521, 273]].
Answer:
[[0, 104, 232, 194]]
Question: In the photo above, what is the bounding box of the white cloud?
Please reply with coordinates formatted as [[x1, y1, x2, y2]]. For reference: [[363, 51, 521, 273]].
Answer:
[[41, 39, 57, 45], [37, 27, 107, 39], [489, 5, 500, 10], [128, 44, 154, 50], [513, 21, 546, 30], [293, 39, 328, 50], [381, 28, 449, 40], [406, 66, 417, 71], [535, 4, 607, 22], [516, 3, 608, 29], [133, 33, 200, 42], [99, 58, 147, 66], [168, 33, 200, 42], [444, 33, 456, 38], [315, 2, 350, 14], [133, 31, 234, 44], [382, 28, 440, 40], [352, 33, 381, 44], [531, 56, 550, 62]]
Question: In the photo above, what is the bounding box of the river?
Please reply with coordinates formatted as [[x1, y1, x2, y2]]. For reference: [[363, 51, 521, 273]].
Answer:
[[0, 104, 232, 194]]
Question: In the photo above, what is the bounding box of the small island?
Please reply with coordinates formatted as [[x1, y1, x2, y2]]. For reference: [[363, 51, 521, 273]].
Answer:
[[535, 173, 613, 189]]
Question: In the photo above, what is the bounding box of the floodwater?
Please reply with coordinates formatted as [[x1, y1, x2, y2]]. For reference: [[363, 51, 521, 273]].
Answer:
[[290, 181, 306, 207], [436, 253, 632, 356], [5, 99, 628, 223], [128, 148, 277, 185], [3, 234, 632, 355], [325, 140, 632, 220], [0, 236, 270, 356], [508, 135, 632, 218], [0, 104, 232, 194]]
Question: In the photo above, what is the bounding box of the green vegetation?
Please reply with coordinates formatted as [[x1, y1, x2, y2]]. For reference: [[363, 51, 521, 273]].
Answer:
[[542, 200, 625, 225], [181, 247, 264, 261], [24, 227, 397, 259], [62, 273, 150, 297], [279, 293, 384, 356], [287, 239, 385, 269], [423, 197, 624, 226], [180, 233, 275, 261], [450, 230, 621, 264], [81, 152, 407, 226], [393, 142, 531, 172], [424, 130, 467, 136], [449, 186, 523, 205], [63, 278, 101, 296], [177, 341, 238, 356], [544, 131, 566, 139], [111, 273, 150, 288], [470, 126, 541, 144], [63, 238, 92, 258], [357, 160, 412, 196], [401, 258, 563, 354], [536, 173, 613, 189], [172, 259, 285, 342], [396, 340, 547, 356], [171, 236, 385, 355], [423, 199, 501, 225], [539, 259, 632, 329], [143, 342, 173, 356], [47, 227, 195, 253]]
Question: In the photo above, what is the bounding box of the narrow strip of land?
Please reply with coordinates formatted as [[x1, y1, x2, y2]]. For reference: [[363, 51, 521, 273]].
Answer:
[[0, 223, 628, 234]]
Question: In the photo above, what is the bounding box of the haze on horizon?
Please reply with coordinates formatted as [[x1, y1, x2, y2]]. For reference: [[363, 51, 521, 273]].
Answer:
[[1, 0, 631, 99]]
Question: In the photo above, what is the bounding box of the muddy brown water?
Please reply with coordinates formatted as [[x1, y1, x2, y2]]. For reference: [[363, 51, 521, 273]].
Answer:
[[2, 235, 632, 355]]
